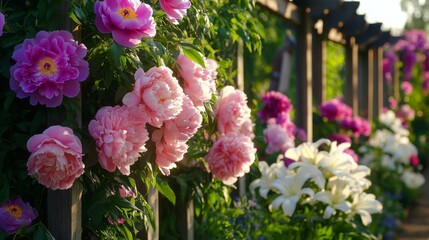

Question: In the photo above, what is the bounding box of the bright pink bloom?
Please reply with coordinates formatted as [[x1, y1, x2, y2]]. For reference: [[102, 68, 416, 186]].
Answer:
[[10, 31, 89, 107], [409, 155, 420, 166], [272, 112, 296, 138], [94, 0, 156, 47], [119, 185, 137, 198], [177, 54, 218, 109], [423, 72, 429, 95], [345, 149, 359, 163], [401, 81, 413, 95], [152, 127, 188, 175], [0, 197, 37, 234], [0, 11, 4, 36], [123, 67, 185, 128], [215, 86, 253, 139], [397, 104, 415, 122], [340, 117, 371, 137], [329, 133, 352, 144], [159, 0, 191, 24], [205, 132, 256, 185], [163, 95, 202, 141], [88, 105, 149, 175], [320, 98, 352, 122], [259, 91, 292, 123], [388, 97, 398, 109], [264, 124, 294, 154], [27, 125, 84, 190]]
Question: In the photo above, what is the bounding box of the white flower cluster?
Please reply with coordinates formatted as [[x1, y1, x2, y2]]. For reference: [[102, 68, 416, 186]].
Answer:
[[250, 139, 382, 226], [360, 111, 425, 189]]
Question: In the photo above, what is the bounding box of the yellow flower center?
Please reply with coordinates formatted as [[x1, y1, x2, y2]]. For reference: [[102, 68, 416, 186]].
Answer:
[[5, 204, 22, 218], [38, 57, 57, 76], [117, 7, 137, 20]]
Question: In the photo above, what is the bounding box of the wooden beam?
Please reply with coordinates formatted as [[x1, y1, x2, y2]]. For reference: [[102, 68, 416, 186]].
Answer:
[[345, 37, 359, 116], [368, 31, 391, 49], [355, 23, 383, 46], [293, 0, 342, 19], [339, 14, 367, 37], [322, 2, 360, 32], [256, 0, 301, 24], [296, 9, 313, 141]]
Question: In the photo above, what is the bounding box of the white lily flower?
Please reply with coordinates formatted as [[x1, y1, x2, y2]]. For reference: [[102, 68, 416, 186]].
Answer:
[[250, 161, 284, 198], [318, 142, 358, 176], [379, 110, 409, 136], [285, 139, 330, 165], [288, 161, 326, 189], [314, 177, 352, 218], [269, 168, 314, 216], [351, 193, 383, 226], [401, 170, 425, 189]]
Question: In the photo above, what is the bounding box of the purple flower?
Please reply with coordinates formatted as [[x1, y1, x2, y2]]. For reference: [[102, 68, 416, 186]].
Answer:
[[0, 197, 37, 234], [320, 98, 352, 121], [401, 81, 413, 95], [259, 91, 292, 123], [328, 133, 352, 144], [10, 31, 89, 107], [340, 117, 371, 137], [294, 127, 307, 142], [383, 51, 397, 84], [0, 11, 5, 37], [423, 72, 429, 95], [404, 29, 427, 51], [95, 0, 156, 47], [423, 49, 429, 72], [159, 0, 191, 24]]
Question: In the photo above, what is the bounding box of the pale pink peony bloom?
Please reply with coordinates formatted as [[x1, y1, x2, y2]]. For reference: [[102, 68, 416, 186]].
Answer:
[[123, 67, 185, 128], [205, 132, 256, 185], [26, 125, 84, 190], [215, 86, 254, 139], [159, 0, 191, 24], [264, 124, 295, 154], [152, 127, 188, 175], [401, 81, 413, 95], [397, 104, 415, 122], [163, 95, 202, 141], [88, 105, 149, 175], [177, 54, 218, 109], [94, 0, 156, 47], [0, 11, 4, 36]]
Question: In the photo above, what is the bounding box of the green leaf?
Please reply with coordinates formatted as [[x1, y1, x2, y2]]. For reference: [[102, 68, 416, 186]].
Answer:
[[69, 11, 81, 25], [181, 47, 205, 68], [156, 178, 176, 205]]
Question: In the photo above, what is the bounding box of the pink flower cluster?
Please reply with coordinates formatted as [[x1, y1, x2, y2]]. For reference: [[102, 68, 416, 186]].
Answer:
[[258, 91, 292, 123], [339, 116, 371, 137], [94, 0, 156, 47], [320, 98, 352, 121], [177, 53, 218, 109], [205, 86, 256, 185], [10, 31, 89, 107], [159, 0, 191, 24], [27, 126, 84, 190]]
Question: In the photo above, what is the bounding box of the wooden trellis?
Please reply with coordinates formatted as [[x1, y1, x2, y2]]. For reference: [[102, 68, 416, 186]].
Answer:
[[47, 0, 396, 239]]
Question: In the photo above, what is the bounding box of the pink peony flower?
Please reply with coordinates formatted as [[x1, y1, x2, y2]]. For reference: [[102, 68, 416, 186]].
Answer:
[[163, 95, 202, 141], [0, 197, 37, 234], [10, 31, 89, 107], [215, 86, 254, 139], [320, 98, 352, 122], [345, 148, 359, 163], [152, 127, 188, 175], [0, 11, 4, 36], [409, 155, 420, 166], [258, 91, 292, 123], [329, 133, 352, 144], [272, 112, 296, 138], [205, 132, 256, 185], [88, 105, 149, 175], [423, 72, 429, 95], [264, 124, 294, 154], [94, 0, 156, 47], [339, 117, 371, 137], [159, 0, 191, 24], [401, 81, 413, 95], [119, 185, 137, 198], [123, 67, 185, 128], [397, 104, 415, 122], [27, 125, 84, 190], [388, 97, 398, 109], [177, 54, 218, 109]]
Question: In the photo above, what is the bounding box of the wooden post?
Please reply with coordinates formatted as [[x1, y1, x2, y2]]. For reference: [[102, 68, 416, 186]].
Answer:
[[47, 1, 83, 239], [236, 41, 246, 198], [358, 49, 369, 119], [312, 30, 326, 106], [178, 193, 194, 240], [373, 47, 384, 118], [367, 49, 374, 123], [345, 37, 359, 116], [296, 8, 313, 141], [147, 188, 159, 240]]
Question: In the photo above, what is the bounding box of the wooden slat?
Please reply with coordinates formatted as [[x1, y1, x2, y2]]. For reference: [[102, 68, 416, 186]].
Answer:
[[236, 40, 246, 198], [345, 37, 359, 116], [256, 0, 301, 24], [296, 9, 313, 141], [367, 49, 374, 122], [147, 188, 159, 240], [312, 30, 326, 106], [373, 47, 384, 118], [178, 195, 194, 240]]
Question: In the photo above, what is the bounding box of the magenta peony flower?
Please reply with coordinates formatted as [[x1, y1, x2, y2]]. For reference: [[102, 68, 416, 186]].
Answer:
[[339, 117, 371, 137], [329, 133, 352, 144], [10, 31, 89, 107], [294, 128, 307, 142], [273, 112, 296, 138], [89, 105, 149, 175], [159, 0, 191, 24], [177, 53, 218, 109], [264, 124, 294, 154], [397, 104, 415, 122], [320, 98, 352, 122], [258, 91, 292, 123], [152, 127, 188, 175], [0, 197, 37, 234], [0, 11, 4, 36], [123, 67, 185, 128], [423, 49, 429, 72], [205, 132, 256, 185], [215, 86, 254, 139], [163, 95, 202, 141], [409, 155, 420, 167], [27, 125, 84, 190], [404, 29, 427, 51], [401, 81, 413, 95], [94, 0, 156, 47], [344, 148, 359, 163], [401, 47, 417, 82], [383, 51, 397, 84]]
